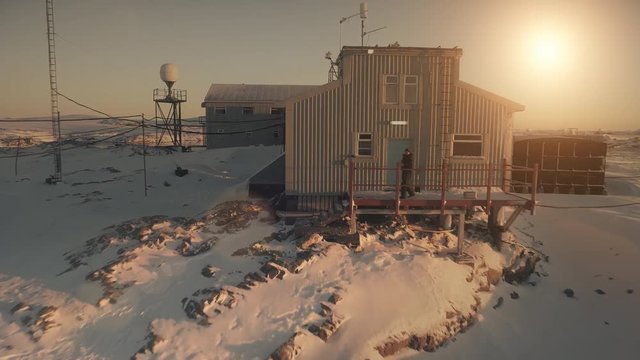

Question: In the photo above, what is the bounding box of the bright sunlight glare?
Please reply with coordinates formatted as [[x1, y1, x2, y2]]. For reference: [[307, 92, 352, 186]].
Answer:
[[528, 30, 568, 71]]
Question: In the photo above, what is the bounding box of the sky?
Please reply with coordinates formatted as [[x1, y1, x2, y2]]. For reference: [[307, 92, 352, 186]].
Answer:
[[0, 0, 639, 130]]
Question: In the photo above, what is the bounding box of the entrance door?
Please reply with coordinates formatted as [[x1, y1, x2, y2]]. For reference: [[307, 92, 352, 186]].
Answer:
[[387, 139, 411, 187]]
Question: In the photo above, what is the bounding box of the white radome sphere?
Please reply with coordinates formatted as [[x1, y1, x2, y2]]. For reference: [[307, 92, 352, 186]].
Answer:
[[160, 63, 178, 83]]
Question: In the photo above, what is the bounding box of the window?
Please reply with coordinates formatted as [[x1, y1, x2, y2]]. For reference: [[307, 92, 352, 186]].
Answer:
[[383, 75, 398, 104], [242, 107, 254, 115], [273, 130, 279, 138], [271, 107, 285, 115], [246, 132, 252, 137], [404, 75, 418, 104], [214, 107, 226, 115], [357, 133, 373, 156], [217, 129, 225, 133], [452, 134, 483, 157]]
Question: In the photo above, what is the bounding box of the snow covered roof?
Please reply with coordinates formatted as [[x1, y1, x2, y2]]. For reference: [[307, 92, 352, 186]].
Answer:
[[202, 84, 318, 106]]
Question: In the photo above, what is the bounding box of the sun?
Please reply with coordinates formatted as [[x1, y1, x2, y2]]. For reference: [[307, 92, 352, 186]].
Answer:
[[528, 31, 567, 71]]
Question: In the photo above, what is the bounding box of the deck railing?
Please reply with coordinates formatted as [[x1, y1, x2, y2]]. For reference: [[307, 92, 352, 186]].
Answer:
[[348, 159, 540, 216]]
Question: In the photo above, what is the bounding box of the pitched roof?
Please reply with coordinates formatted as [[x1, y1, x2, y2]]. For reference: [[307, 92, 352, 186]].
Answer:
[[202, 84, 318, 104], [456, 81, 525, 112]]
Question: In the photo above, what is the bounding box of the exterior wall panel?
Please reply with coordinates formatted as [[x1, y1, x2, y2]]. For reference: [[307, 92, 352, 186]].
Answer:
[[285, 47, 522, 211]]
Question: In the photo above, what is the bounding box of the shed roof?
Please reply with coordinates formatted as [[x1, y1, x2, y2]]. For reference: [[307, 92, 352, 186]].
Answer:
[[202, 84, 318, 106]]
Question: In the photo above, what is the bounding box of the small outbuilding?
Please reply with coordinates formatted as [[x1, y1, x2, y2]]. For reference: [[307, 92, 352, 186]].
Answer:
[[201, 84, 317, 149], [512, 136, 607, 194]]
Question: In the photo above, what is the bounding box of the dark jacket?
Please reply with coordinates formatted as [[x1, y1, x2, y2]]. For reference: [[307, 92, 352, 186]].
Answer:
[[401, 152, 413, 169]]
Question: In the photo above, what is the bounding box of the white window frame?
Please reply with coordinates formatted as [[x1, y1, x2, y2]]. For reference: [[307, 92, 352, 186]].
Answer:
[[356, 133, 373, 157], [383, 75, 399, 104], [404, 75, 418, 104], [452, 134, 484, 158]]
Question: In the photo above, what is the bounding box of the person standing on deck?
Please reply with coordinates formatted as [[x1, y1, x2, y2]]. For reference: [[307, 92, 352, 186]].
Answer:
[[401, 148, 415, 198]]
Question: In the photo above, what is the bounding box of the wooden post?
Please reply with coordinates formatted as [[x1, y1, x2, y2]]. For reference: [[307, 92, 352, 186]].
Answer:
[[14, 137, 21, 177], [440, 160, 449, 227], [440, 160, 448, 212], [486, 162, 493, 215], [395, 161, 401, 216], [348, 158, 356, 234], [457, 212, 465, 255], [142, 115, 148, 197], [531, 163, 539, 215], [502, 157, 508, 192]]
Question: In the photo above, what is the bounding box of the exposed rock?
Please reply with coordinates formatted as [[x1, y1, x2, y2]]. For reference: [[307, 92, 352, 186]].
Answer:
[[297, 233, 323, 250], [268, 331, 306, 360], [319, 302, 334, 317], [595, 289, 606, 295], [177, 239, 214, 257], [308, 315, 344, 342], [260, 262, 288, 280], [564, 288, 575, 298], [375, 309, 479, 357], [10, 302, 31, 314], [174, 166, 188, 177], [503, 251, 541, 284], [328, 292, 343, 305], [201, 265, 219, 278], [627, 289, 634, 294], [510, 291, 520, 300], [326, 233, 362, 249], [181, 298, 207, 320], [132, 330, 165, 359], [376, 334, 412, 357], [492, 296, 504, 310], [485, 267, 502, 286]]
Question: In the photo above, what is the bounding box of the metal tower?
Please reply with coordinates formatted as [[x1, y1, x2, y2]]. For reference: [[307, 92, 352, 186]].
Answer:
[[46, 0, 62, 184], [154, 63, 187, 148]]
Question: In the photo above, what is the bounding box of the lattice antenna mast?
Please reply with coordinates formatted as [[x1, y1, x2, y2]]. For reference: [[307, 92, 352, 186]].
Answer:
[[46, 0, 62, 184]]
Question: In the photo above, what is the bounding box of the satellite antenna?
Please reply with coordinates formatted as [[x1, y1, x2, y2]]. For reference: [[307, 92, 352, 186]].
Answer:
[[154, 63, 187, 148]]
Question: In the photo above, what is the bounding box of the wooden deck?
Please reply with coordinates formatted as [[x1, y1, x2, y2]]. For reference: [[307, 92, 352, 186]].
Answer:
[[347, 159, 540, 254]]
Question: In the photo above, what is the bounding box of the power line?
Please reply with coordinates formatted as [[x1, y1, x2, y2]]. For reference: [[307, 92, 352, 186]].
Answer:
[[0, 125, 142, 160], [55, 91, 141, 126], [537, 202, 640, 210], [0, 115, 141, 123]]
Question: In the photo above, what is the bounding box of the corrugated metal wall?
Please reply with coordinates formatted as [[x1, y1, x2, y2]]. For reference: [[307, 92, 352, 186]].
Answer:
[[286, 48, 516, 211]]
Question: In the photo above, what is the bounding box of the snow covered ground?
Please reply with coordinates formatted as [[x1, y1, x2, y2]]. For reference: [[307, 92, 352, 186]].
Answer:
[[0, 127, 638, 359]]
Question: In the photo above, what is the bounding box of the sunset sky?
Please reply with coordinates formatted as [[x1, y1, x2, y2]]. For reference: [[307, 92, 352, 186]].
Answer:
[[1, 0, 639, 130]]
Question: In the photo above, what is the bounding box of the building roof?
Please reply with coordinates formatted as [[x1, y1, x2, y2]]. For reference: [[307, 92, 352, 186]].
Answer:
[[339, 45, 463, 58], [456, 81, 525, 112], [202, 84, 318, 106]]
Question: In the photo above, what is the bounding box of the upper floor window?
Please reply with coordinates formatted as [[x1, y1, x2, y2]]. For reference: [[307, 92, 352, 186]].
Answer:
[[383, 75, 399, 104], [357, 133, 373, 156], [404, 75, 418, 104], [452, 134, 483, 157], [242, 107, 254, 115], [271, 107, 285, 115], [214, 107, 226, 115]]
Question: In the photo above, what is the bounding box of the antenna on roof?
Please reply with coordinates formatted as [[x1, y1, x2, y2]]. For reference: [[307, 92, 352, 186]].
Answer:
[[338, 2, 386, 48], [325, 51, 338, 82]]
